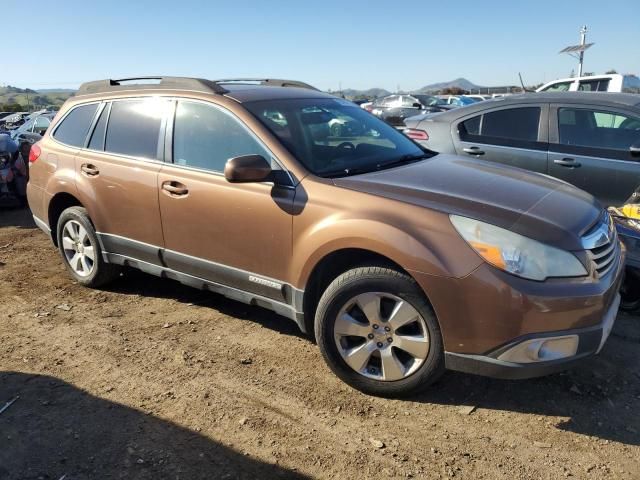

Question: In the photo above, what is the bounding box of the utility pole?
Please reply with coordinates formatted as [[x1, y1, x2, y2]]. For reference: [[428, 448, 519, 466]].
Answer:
[[577, 25, 587, 77], [559, 25, 594, 78]]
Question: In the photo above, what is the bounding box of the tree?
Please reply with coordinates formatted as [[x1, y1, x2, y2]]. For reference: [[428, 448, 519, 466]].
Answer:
[[440, 87, 469, 95], [605, 69, 618, 74], [1, 103, 25, 112]]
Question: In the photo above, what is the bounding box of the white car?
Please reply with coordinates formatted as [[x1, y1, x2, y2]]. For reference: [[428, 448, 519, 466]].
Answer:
[[466, 94, 491, 102], [537, 73, 640, 93]]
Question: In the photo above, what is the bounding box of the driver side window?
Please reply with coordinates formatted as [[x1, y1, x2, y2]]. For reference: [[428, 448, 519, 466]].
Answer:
[[173, 101, 273, 173]]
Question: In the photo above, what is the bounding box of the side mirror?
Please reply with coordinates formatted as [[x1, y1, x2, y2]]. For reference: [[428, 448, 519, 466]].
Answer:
[[224, 154, 273, 183], [631, 143, 640, 158], [412, 103, 422, 109]]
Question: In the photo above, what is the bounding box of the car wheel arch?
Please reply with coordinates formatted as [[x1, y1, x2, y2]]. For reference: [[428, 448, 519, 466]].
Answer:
[[300, 247, 432, 339], [48, 192, 84, 246]]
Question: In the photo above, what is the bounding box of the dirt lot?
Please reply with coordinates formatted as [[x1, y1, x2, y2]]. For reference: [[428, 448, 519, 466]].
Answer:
[[0, 207, 639, 480]]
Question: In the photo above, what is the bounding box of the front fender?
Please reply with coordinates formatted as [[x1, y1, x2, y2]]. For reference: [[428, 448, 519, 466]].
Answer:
[[291, 213, 481, 289]]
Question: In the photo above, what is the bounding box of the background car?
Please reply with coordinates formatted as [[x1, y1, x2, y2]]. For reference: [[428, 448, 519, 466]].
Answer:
[[466, 94, 491, 102], [445, 95, 481, 107], [1, 112, 29, 130], [403, 92, 640, 206], [371, 94, 454, 127], [537, 73, 640, 93], [10, 112, 54, 145]]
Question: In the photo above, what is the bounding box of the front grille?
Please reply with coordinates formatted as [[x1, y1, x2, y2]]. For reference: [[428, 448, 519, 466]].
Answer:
[[584, 212, 619, 277], [589, 238, 618, 277]]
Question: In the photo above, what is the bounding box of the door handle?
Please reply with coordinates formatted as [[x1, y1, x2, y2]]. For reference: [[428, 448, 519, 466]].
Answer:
[[463, 147, 485, 156], [162, 181, 189, 197], [80, 163, 99, 176], [553, 158, 581, 168]]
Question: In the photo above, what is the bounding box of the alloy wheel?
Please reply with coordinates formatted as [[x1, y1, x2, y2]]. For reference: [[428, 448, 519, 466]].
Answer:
[[61, 220, 95, 277], [333, 292, 430, 381]]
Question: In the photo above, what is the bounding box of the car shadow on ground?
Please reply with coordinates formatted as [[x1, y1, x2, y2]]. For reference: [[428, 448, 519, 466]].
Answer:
[[105, 267, 307, 340], [0, 371, 309, 480], [0, 207, 35, 229], [108, 267, 640, 447], [414, 313, 640, 447], [104, 267, 640, 447]]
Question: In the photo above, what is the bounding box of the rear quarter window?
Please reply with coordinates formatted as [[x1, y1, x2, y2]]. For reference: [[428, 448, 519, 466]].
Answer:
[[52, 104, 99, 147]]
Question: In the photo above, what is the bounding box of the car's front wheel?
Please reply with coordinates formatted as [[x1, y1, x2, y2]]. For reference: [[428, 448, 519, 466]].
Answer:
[[315, 266, 444, 397], [57, 206, 120, 287]]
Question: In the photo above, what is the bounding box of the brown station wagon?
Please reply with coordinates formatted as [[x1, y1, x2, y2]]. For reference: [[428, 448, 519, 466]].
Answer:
[[27, 77, 624, 397]]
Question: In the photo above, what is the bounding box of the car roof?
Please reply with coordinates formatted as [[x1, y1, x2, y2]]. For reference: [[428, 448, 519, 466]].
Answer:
[[74, 77, 335, 104], [222, 84, 335, 102], [430, 92, 640, 121]]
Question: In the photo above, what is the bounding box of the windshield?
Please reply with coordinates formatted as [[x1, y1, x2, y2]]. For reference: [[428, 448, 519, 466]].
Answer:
[[413, 95, 443, 106], [245, 98, 433, 178]]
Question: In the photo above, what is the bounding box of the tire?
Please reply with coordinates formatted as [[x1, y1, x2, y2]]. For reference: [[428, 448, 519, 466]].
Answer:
[[315, 266, 444, 397], [56, 206, 120, 288], [620, 266, 640, 313]]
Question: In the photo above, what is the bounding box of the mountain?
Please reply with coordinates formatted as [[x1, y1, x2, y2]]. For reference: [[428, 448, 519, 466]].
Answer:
[[0, 85, 74, 109], [414, 78, 483, 93], [339, 87, 392, 100], [37, 88, 77, 94], [337, 78, 485, 100], [0, 85, 38, 95]]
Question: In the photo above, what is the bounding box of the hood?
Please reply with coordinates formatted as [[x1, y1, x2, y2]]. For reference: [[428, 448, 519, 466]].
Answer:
[[333, 154, 603, 251]]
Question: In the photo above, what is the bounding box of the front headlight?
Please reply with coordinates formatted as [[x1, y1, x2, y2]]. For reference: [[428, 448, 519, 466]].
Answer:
[[450, 215, 587, 281]]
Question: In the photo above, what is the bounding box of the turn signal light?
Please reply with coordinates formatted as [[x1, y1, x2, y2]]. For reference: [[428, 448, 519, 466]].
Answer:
[[404, 128, 429, 141], [29, 143, 41, 163]]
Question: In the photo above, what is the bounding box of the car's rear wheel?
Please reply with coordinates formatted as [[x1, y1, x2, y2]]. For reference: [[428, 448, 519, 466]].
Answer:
[[315, 266, 444, 397], [57, 206, 119, 287]]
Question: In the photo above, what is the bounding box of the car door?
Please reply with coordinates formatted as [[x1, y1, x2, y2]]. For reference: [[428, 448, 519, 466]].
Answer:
[[548, 104, 640, 206], [73, 98, 169, 263], [157, 99, 294, 303], [452, 104, 549, 173]]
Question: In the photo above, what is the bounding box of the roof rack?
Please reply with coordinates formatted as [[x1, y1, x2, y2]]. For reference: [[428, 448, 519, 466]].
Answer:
[[77, 77, 229, 96], [212, 78, 319, 91], [76, 76, 319, 96]]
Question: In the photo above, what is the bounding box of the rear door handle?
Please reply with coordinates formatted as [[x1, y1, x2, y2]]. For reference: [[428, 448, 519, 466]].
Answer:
[[463, 147, 485, 156], [162, 181, 189, 197], [80, 163, 99, 176], [553, 158, 581, 168]]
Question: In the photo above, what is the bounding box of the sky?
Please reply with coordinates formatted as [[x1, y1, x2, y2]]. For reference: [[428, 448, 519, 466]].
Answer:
[[3, 0, 639, 92]]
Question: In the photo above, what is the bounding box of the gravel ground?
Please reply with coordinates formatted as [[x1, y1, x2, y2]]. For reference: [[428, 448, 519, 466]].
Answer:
[[1, 207, 639, 480]]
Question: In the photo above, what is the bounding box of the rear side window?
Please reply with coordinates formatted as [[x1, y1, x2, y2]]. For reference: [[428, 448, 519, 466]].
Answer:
[[482, 108, 540, 141], [459, 107, 541, 143], [105, 99, 168, 159], [460, 115, 480, 136], [53, 104, 98, 147], [173, 101, 271, 173], [578, 79, 610, 92]]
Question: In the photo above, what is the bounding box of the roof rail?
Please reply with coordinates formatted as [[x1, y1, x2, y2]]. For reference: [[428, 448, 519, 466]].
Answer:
[[76, 77, 229, 96], [213, 78, 319, 91]]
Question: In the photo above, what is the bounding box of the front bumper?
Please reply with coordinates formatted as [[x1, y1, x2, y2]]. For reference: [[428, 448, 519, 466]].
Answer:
[[411, 240, 624, 379], [443, 293, 620, 379]]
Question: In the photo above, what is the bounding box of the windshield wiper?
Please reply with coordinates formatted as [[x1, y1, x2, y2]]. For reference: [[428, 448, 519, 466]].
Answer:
[[321, 153, 432, 178], [373, 153, 432, 171]]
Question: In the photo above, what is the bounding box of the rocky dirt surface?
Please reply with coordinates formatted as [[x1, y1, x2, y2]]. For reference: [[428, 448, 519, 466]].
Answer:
[[0, 207, 639, 480]]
